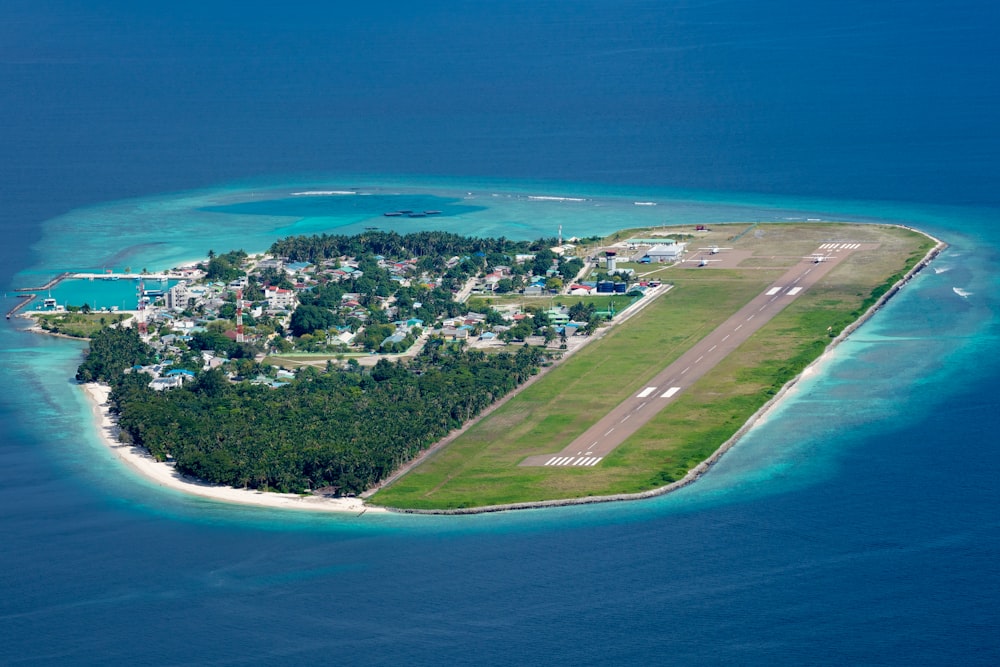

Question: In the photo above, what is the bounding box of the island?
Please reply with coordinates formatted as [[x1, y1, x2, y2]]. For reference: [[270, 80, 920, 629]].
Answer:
[[22, 222, 943, 514]]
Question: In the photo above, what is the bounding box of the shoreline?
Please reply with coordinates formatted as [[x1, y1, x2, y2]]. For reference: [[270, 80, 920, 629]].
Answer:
[[81, 383, 385, 515], [70, 226, 945, 517]]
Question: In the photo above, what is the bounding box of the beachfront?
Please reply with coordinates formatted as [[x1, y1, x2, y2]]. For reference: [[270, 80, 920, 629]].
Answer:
[[82, 383, 385, 515]]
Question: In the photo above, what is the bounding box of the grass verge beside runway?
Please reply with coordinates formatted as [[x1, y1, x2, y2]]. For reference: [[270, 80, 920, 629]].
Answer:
[[371, 223, 936, 510]]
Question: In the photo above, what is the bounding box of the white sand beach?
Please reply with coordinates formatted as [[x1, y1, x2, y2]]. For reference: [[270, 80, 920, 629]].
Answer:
[[82, 383, 385, 514]]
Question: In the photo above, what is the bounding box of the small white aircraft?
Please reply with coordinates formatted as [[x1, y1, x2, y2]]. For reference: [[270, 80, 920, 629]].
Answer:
[[698, 245, 731, 255], [804, 253, 832, 263], [686, 256, 722, 267]]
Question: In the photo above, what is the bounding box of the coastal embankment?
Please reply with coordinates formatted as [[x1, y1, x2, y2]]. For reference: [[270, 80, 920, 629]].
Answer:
[[82, 383, 385, 515]]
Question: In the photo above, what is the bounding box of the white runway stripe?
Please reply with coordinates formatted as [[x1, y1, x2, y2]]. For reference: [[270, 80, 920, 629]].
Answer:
[[766, 287, 781, 295], [545, 455, 605, 467], [637, 386, 657, 398], [787, 286, 802, 295], [661, 386, 681, 398]]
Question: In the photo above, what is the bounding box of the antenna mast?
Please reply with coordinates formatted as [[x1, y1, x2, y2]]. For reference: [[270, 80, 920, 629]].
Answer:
[[236, 288, 244, 343]]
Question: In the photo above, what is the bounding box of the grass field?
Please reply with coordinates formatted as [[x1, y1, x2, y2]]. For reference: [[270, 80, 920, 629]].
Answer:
[[371, 223, 936, 510], [31, 312, 132, 338]]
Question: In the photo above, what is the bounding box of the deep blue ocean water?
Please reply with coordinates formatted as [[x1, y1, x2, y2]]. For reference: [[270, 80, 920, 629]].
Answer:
[[2, 1, 999, 664]]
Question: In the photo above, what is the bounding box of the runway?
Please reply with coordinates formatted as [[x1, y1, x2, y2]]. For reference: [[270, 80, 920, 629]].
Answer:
[[520, 244, 877, 467]]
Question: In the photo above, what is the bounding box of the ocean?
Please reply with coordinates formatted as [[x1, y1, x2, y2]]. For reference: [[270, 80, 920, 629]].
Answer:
[[1, 1, 998, 664]]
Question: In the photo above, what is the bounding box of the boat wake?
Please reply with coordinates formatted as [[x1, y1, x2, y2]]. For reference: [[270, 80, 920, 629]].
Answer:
[[291, 190, 358, 196], [933, 266, 951, 274], [527, 195, 587, 202], [953, 287, 972, 298]]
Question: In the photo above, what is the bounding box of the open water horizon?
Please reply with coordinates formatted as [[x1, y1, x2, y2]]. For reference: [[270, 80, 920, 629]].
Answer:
[[2, 1, 998, 664]]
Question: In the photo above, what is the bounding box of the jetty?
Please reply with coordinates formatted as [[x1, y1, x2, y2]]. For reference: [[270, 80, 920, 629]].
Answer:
[[5, 294, 38, 319], [71, 273, 173, 281], [6, 272, 72, 319], [13, 272, 72, 293]]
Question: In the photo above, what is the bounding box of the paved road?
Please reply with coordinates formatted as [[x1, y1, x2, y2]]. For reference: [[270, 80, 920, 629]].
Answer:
[[521, 243, 876, 468]]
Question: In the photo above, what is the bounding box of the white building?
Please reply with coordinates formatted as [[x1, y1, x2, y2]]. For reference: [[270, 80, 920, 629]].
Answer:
[[264, 286, 297, 310], [646, 243, 686, 263], [165, 282, 191, 310]]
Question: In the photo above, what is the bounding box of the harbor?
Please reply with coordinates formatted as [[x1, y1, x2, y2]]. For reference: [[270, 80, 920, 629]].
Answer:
[[6, 272, 72, 319], [6, 272, 179, 319]]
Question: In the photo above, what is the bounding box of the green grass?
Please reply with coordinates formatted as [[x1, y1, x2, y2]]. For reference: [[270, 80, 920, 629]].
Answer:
[[371, 223, 936, 510], [32, 312, 132, 338]]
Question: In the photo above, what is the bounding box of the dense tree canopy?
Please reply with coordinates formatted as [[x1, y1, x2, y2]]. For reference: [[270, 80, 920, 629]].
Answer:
[[269, 231, 556, 264], [75, 326, 155, 383], [290, 304, 338, 337], [101, 344, 548, 495]]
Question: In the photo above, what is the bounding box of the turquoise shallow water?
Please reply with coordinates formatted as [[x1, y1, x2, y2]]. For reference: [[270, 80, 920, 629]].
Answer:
[[3, 0, 999, 660], [8, 176, 997, 530], [3, 182, 998, 666]]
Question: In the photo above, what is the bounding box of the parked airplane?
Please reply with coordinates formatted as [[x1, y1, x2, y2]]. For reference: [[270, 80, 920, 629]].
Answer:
[[686, 256, 722, 267], [804, 253, 832, 263], [698, 245, 731, 254]]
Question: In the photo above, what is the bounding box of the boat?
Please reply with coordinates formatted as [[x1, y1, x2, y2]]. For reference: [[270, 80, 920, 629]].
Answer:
[[424, 210, 442, 215], [383, 211, 403, 217]]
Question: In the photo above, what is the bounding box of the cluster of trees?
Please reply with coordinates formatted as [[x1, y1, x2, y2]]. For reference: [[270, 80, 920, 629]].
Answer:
[[268, 231, 554, 264], [92, 341, 548, 495], [203, 249, 248, 283], [75, 327, 155, 383]]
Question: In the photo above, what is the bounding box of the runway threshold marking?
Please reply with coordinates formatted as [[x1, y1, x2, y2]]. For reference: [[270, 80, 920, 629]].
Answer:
[[637, 386, 657, 398], [661, 386, 681, 398], [545, 456, 604, 467], [787, 286, 803, 295], [766, 287, 782, 296]]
